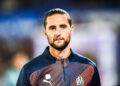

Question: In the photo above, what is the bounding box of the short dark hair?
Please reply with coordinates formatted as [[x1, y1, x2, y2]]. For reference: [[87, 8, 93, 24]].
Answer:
[[44, 8, 72, 29]]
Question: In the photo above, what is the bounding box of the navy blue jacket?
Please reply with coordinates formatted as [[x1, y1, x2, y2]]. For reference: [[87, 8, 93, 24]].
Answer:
[[17, 47, 101, 86]]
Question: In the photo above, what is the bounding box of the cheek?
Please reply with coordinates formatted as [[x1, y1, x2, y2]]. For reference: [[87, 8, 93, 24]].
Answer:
[[47, 33, 54, 40], [46, 31, 53, 37], [63, 31, 71, 37]]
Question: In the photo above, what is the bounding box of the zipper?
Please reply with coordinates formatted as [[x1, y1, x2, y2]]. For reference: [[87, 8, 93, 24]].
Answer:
[[61, 59, 66, 84]]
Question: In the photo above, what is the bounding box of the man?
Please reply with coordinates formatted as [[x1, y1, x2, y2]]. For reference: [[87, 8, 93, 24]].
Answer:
[[17, 8, 101, 86]]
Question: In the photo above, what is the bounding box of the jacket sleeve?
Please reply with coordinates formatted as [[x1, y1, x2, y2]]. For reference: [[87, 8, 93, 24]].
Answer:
[[89, 66, 101, 86], [16, 66, 31, 86]]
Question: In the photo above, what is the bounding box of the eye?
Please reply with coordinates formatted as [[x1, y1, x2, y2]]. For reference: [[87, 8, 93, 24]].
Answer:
[[60, 24, 67, 29], [49, 26, 56, 30]]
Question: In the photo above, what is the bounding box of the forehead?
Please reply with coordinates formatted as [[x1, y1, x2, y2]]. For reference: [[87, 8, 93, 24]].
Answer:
[[46, 14, 69, 26]]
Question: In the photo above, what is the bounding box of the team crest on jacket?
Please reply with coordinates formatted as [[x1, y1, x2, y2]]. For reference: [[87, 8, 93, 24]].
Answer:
[[43, 74, 52, 86], [76, 75, 84, 86]]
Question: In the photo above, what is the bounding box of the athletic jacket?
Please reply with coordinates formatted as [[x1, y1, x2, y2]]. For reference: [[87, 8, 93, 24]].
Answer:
[[17, 47, 101, 86]]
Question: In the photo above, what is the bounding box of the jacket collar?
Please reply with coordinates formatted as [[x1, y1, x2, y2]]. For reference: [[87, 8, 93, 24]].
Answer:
[[42, 46, 75, 61]]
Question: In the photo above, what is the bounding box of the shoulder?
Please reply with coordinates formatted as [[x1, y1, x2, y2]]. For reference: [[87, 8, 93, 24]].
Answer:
[[72, 52, 96, 67], [25, 54, 44, 67], [22, 54, 45, 75], [72, 52, 100, 76]]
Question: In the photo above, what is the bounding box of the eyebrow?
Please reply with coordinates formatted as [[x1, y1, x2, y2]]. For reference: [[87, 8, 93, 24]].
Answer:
[[48, 24, 67, 29], [60, 24, 67, 27], [48, 25, 56, 29]]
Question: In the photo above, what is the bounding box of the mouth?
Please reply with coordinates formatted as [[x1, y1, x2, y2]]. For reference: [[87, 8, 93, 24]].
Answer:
[[55, 38, 64, 41]]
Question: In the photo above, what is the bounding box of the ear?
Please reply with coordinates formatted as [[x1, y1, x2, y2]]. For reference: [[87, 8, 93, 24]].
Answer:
[[43, 28, 47, 37], [70, 25, 74, 34]]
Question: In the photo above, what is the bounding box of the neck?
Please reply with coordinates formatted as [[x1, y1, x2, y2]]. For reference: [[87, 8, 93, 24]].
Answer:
[[49, 44, 71, 59]]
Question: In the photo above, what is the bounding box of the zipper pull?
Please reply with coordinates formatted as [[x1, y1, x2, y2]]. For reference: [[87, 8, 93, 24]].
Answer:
[[61, 59, 64, 64]]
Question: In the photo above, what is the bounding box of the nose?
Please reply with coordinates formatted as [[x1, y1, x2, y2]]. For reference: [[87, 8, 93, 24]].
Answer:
[[55, 27, 62, 36]]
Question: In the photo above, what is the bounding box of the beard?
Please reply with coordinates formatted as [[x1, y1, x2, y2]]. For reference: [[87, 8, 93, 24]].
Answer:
[[47, 35, 71, 51]]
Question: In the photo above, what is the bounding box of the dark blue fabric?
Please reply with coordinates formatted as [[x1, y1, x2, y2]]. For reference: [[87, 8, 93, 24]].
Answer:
[[16, 47, 101, 86]]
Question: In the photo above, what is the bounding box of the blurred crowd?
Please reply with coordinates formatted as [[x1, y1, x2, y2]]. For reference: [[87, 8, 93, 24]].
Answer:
[[0, 0, 120, 86]]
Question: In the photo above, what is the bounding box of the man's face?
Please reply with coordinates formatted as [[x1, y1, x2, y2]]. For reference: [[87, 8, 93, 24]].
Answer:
[[43, 14, 74, 51]]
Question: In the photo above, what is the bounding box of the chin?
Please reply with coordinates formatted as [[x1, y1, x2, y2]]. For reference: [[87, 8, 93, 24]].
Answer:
[[50, 41, 70, 51], [54, 44, 67, 51]]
